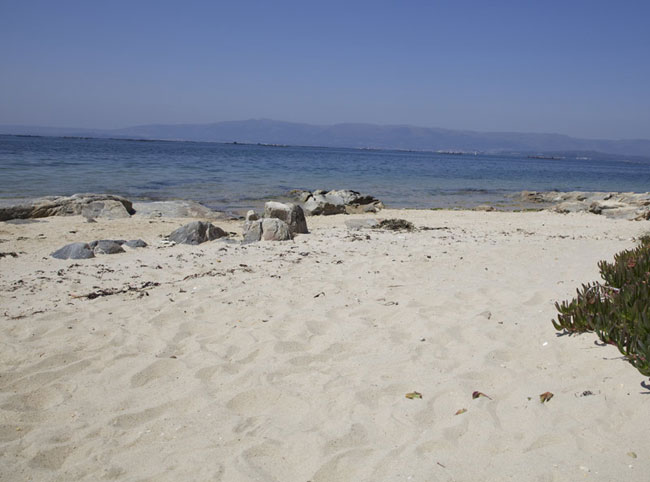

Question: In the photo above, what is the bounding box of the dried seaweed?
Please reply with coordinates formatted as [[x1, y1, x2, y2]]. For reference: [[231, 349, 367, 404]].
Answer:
[[71, 281, 160, 300]]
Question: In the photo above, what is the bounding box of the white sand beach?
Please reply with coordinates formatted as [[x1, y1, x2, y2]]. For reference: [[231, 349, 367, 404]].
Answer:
[[1, 209, 649, 481]]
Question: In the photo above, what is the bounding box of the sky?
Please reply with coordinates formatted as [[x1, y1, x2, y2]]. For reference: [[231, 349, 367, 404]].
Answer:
[[1, 0, 649, 139]]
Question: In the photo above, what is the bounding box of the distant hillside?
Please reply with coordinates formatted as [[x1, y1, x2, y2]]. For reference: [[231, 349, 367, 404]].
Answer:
[[2, 119, 649, 158]]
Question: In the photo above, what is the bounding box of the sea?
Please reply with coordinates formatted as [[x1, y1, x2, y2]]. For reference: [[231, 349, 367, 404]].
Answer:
[[1, 134, 649, 215]]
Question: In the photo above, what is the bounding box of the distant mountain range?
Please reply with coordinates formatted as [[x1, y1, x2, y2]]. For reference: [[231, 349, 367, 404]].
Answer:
[[2, 119, 649, 158]]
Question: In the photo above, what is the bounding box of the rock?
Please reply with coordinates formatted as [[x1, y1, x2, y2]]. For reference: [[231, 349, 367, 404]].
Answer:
[[299, 189, 384, 216], [243, 220, 262, 242], [588, 202, 603, 215], [81, 200, 131, 219], [132, 200, 229, 220], [345, 219, 379, 230], [264, 201, 308, 234], [474, 205, 495, 212], [51, 242, 95, 259], [303, 197, 346, 216], [246, 210, 259, 221], [168, 221, 228, 245], [90, 240, 126, 255], [243, 218, 292, 242], [0, 194, 134, 221], [345, 204, 379, 214], [125, 239, 147, 248], [519, 190, 650, 220], [520, 191, 547, 203], [635, 210, 650, 221]]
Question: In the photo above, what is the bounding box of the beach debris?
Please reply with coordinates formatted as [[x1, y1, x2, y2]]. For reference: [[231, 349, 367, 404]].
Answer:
[[264, 201, 308, 234], [0, 251, 19, 258], [51, 242, 95, 259], [314, 292, 325, 298], [455, 408, 467, 415], [378, 219, 415, 231], [478, 310, 492, 320], [243, 218, 292, 242], [405, 391, 423, 400], [168, 221, 228, 245], [70, 281, 160, 300], [627, 452, 637, 459], [539, 391, 554, 403], [472, 391, 493, 400], [419, 226, 450, 231]]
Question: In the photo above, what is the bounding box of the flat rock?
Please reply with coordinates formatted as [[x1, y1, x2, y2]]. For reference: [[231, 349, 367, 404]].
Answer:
[[51, 242, 95, 260], [168, 221, 228, 245], [298, 189, 384, 216], [125, 239, 147, 248], [345, 219, 380, 230], [132, 200, 228, 219], [0, 194, 135, 221]]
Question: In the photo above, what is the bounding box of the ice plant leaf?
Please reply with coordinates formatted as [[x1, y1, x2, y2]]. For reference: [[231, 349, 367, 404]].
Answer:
[[405, 391, 423, 400], [539, 391, 554, 403], [472, 391, 493, 400], [455, 408, 467, 415]]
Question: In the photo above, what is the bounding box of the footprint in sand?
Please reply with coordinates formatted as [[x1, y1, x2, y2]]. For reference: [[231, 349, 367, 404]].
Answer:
[[2, 383, 71, 411], [29, 444, 74, 470], [311, 448, 374, 482], [130, 359, 181, 388]]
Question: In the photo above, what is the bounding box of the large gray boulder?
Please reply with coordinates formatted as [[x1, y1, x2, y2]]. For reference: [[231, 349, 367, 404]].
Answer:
[[168, 221, 227, 245], [264, 201, 308, 234], [0, 194, 135, 221], [51, 242, 95, 260], [244, 218, 292, 242]]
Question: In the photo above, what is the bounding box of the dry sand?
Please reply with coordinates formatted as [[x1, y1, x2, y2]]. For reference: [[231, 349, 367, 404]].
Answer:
[[1, 209, 649, 481]]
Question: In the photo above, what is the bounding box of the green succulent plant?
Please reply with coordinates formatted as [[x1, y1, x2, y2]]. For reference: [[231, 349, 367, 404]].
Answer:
[[552, 236, 650, 376]]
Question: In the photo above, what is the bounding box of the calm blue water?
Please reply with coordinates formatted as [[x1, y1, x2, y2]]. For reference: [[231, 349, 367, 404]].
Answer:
[[1, 135, 649, 214]]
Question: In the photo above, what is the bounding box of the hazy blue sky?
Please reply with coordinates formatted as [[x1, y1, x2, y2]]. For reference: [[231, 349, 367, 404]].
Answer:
[[1, 0, 649, 139]]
